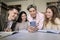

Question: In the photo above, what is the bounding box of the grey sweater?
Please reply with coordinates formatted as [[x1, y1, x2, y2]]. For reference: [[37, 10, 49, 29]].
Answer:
[[15, 21, 29, 31]]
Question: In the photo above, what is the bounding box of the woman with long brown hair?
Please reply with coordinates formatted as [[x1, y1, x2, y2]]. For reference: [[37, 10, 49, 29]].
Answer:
[[43, 6, 60, 31]]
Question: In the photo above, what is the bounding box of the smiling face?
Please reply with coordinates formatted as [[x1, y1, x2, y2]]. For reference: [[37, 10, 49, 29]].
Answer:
[[45, 8, 53, 19], [8, 9, 18, 20], [29, 8, 37, 18], [21, 13, 27, 22]]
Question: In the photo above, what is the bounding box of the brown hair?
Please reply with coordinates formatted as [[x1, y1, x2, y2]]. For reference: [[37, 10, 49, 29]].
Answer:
[[45, 6, 59, 25], [27, 4, 37, 11], [8, 6, 20, 12]]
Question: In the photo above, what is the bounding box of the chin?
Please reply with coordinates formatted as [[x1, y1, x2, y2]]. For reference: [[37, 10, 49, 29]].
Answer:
[[46, 16, 50, 18], [46, 17, 50, 19], [33, 15, 36, 17], [32, 16, 35, 18], [12, 18, 15, 20]]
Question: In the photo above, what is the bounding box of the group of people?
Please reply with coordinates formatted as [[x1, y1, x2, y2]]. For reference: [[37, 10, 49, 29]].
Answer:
[[4, 4, 60, 32]]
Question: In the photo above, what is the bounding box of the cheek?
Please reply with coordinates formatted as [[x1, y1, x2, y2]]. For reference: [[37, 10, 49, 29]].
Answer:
[[22, 16, 26, 19], [11, 14, 15, 17], [15, 14, 18, 17], [9, 14, 13, 17], [51, 13, 53, 17], [45, 13, 53, 18], [30, 12, 34, 15], [11, 14, 17, 18], [30, 13, 32, 15], [49, 13, 53, 17]]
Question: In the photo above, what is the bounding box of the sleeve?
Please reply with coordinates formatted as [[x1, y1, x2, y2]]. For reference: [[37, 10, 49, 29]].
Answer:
[[56, 18, 60, 30], [37, 14, 45, 30], [27, 21, 30, 27], [55, 18, 60, 24], [14, 23, 19, 31]]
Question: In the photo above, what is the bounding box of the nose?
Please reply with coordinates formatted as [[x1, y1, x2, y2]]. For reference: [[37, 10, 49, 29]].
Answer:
[[14, 14, 18, 17], [31, 12, 35, 14]]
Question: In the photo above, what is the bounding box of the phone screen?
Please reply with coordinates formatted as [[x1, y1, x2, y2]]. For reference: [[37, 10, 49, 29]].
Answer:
[[30, 21, 36, 27]]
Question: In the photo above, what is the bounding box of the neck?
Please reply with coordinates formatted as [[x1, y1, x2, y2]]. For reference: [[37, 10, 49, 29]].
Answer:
[[33, 17, 36, 19], [49, 18, 52, 21], [22, 20, 26, 22]]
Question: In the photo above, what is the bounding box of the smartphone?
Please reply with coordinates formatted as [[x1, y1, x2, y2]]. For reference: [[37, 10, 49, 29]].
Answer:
[[30, 21, 36, 27]]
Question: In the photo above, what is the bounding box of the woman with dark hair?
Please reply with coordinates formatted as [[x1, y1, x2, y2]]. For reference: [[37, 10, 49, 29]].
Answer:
[[15, 11, 29, 31], [43, 6, 60, 30]]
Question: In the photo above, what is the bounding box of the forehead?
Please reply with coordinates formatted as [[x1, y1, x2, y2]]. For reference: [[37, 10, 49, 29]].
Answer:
[[47, 8, 52, 12], [29, 8, 36, 11], [12, 9, 18, 12], [8, 9, 18, 14], [20, 13, 26, 17]]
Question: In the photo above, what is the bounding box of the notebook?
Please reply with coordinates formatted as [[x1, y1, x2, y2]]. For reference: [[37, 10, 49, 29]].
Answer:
[[38, 30, 60, 34], [0, 32, 13, 38], [19, 29, 28, 33]]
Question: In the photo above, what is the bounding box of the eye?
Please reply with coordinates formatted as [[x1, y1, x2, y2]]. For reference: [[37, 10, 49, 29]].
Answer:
[[48, 12, 51, 13], [29, 11, 32, 12], [46, 11, 51, 14], [33, 10, 35, 12], [14, 13, 18, 15]]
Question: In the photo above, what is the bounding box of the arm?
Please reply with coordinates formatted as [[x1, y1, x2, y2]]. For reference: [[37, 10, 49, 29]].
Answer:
[[37, 14, 45, 30], [27, 22, 38, 32], [27, 21, 37, 32]]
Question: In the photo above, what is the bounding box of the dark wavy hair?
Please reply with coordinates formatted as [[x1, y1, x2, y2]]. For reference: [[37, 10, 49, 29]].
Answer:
[[16, 11, 28, 23]]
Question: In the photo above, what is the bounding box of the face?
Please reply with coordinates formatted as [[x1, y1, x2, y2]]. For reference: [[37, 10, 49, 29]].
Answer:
[[45, 8, 53, 19], [21, 13, 27, 21], [29, 8, 37, 18], [8, 9, 18, 20]]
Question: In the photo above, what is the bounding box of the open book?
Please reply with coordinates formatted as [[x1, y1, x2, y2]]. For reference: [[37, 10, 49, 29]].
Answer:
[[0, 32, 14, 38], [38, 30, 60, 34]]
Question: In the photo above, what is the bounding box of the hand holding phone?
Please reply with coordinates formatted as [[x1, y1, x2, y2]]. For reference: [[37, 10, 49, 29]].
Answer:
[[30, 21, 36, 27]]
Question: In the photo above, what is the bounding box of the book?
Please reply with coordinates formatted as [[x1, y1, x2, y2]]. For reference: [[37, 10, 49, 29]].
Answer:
[[38, 30, 60, 34]]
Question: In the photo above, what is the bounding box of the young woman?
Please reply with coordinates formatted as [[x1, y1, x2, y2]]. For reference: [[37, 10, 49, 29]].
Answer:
[[43, 6, 60, 31], [14, 11, 29, 31]]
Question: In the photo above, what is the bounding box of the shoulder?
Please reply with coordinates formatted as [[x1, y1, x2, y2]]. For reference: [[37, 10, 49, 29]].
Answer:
[[16, 22, 21, 26], [25, 21, 29, 24], [38, 12, 44, 16], [55, 18, 60, 24], [37, 12, 45, 20], [37, 12, 45, 19]]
